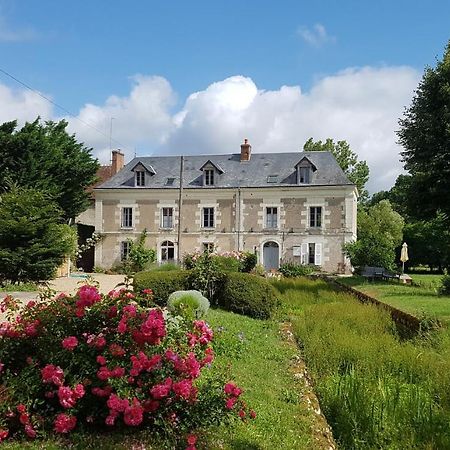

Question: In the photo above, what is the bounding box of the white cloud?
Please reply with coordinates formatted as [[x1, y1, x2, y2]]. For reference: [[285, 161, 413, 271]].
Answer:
[[0, 14, 36, 42], [297, 23, 336, 47], [0, 66, 420, 192]]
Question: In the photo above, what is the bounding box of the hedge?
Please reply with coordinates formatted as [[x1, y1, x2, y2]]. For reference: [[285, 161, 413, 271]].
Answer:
[[215, 272, 278, 319], [133, 270, 190, 305]]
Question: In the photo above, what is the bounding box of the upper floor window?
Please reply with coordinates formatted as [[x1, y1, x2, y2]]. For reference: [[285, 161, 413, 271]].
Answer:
[[204, 169, 215, 186], [299, 167, 311, 184], [309, 206, 322, 228], [202, 207, 215, 228], [266, 207, 278, 229], [136, 171, 145, 187], [120, 241, 131, 261], [161, 207, 173, 229], [121, 207, 133, 228]]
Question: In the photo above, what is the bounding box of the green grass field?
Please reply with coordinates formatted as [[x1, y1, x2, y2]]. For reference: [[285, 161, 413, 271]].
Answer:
[[337, 275, 450, 325]]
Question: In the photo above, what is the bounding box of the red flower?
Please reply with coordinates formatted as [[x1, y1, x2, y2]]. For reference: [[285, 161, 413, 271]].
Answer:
[[224, 382, 242, 397], [173, 379, 193, 400], [54, 413, 77, 434], [123, 399, 144, 426], [249, 409, 257, 419], [16, 404, 26, 414], [24, 424, 36, 439], [187, 434, 197, 445], [226, 398, 236, 409], [73, 384, 85, 399], [109, 343, 125, 357], [143, 399, 159, 412], [19, 413, 30, 425], [58, 386, 76, 409], [41, 365, 64, 386], [117, 319, 127, 333], [238, 409, 246, 419], [150, 377, 172, 400], [107, 394, 129, 413], [62, 336, 78, 351], [96, 355, 107, 365], [0, 429, 8, 442]]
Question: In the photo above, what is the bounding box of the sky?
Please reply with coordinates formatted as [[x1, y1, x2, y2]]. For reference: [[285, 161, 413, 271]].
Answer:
[[0, 0, 449, 193]]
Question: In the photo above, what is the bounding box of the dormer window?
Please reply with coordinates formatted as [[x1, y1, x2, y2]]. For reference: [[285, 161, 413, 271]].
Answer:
[[204, 169, 214, 186], [295, 157, 317, 185], [136, 170, 145, 187]]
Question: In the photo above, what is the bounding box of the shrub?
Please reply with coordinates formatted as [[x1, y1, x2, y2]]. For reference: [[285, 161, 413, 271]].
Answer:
[[0, 285, 254, 447], [167, 290, 210, 320], [188, 253, 225, 301], [240, 252, 257, 273], [279, 262, 315, 278], [439, 274, 450, 296], [149, 263, 180, 272], [215, 256, 241, 272], [122, 229, 156, 275], [216, 273, 278, 319], [133, 270, 189, 306]]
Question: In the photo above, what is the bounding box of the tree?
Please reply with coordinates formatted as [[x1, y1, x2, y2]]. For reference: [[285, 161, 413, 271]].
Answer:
[[0, 187, 77, 284], [344, 200, 404, 270], [397, 40, 450, 220], [303, 138, 370, 200], [0, 119, 100, 220]]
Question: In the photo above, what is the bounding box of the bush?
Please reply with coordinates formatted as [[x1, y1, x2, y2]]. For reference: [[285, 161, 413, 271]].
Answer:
[[240, 252, 257, 273], [133, 270, 189, 306], [167, 290, 210, 320], [122, 229, 156, 275], [215, 256, 241, 272], [0, 285, 254, 447], [188, 253, 225, 301], [279, 262, 315, 278], [439, 274, 450, 296], [216, 273, 278, 319]]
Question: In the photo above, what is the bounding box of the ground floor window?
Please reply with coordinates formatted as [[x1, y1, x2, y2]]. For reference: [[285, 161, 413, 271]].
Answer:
[[203, 242, 214, 253], [120, 241, 131, 261], [301, 242, 322, 266], [161, 240, 175, 262]]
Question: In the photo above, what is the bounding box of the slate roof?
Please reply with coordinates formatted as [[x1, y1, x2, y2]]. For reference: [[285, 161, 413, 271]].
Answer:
[[96, 151, 353, 189]]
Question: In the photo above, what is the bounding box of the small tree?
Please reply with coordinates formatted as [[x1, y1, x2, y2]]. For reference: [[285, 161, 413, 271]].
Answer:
[[0, 187, 77, 284], [344, 200, 404, 270], [123, 229, 156, 274]]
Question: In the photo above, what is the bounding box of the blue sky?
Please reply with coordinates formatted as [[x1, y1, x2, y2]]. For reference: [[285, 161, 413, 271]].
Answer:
[[0, 0, 449, 191]]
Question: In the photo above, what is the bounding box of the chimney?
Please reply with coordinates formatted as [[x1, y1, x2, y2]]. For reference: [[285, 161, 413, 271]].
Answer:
[[111, 149, 124, 175], [240, 138, 251, 162]]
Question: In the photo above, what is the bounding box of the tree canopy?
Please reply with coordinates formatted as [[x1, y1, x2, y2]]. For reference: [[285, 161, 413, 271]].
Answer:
[[0, 119, 100, 220], [397, 40, 450, 219], [344, 200, 404, 270], [303, 137, 369, 199], [0, 187, 77, 284]]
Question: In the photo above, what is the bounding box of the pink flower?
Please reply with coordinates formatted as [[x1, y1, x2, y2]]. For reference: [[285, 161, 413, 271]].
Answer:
[[62, 336, 78, 351], [226, 398, 236, 409], [138, 310, 166, 345], [238, 409, 246, 419], [97, 366, 111, 381], [105, 414, 117, 426], [58, 386, 76, 409], [96, 355, 107, 365], [24, 424, 36, 439], [26, 300, 36, 308], [0, 428, 8, 442], [73, 384, 85, 399], [187, 434, 197, 445], [224, 382, 242, 397], [150, 377, 172, 400], [123, 399, 144, 426], [54, 413, 77, 433], [172, 379, 193, 400], [41, 365, 64, 386], [16, 404, 26, 414], [117, 319, 127, 334], [107, 394, 129, 413], [249, 409, 256, 419], [143, 399, 159, 412], [123, 304, 137, 317], [109, 343, 125, 357]]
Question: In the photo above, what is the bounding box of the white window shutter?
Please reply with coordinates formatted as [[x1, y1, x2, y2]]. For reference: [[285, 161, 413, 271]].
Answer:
[[301, 243, 308, 265], [315, 243, 322, 266]]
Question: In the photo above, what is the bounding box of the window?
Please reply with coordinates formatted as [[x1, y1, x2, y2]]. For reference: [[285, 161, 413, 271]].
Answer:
[[161, 240, 175, 262], [120, 241, 131, 261], [300, 242, 322, 266], [161, 207, 173, 229], [121, 207, 133, 228], [309, 206, 322, 228], [266, 207, 278, 229], [136, 171, 145, 187], [165, 177, 175, 186], [203, 242, 214, 253], [204, 169, 215, 186], [299, 166, 311, 184], [202, 207, 215, 228], [267, 175, 278, 183]]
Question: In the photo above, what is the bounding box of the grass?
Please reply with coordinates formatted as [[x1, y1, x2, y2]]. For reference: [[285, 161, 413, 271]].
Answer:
[[337, 275, 450, 325], [0, 282, 39, 292], [1, 307, 316, 450], [272, 277, 450, 450]]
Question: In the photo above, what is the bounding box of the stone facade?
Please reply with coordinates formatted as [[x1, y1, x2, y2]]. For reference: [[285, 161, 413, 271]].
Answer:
[[94, 185, 357, 274]]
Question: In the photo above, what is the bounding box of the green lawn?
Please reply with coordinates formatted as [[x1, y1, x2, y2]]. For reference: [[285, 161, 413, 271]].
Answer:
[[1, 308, 317, 450], [337, 275, 450, 325]]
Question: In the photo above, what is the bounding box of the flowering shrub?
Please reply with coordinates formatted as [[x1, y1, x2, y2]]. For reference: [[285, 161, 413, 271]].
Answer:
[[0, 285, 254, 448], [183, 250, 256, 273]]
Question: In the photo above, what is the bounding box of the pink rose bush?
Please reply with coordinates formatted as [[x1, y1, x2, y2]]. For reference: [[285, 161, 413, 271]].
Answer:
[[0, 285, 253, 448]]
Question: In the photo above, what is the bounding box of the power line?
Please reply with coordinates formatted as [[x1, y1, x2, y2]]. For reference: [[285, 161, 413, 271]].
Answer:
[[0, 66, 130, 151]]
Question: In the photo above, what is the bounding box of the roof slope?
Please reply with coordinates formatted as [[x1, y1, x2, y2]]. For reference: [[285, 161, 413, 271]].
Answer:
[[96, 151, 353, 189]]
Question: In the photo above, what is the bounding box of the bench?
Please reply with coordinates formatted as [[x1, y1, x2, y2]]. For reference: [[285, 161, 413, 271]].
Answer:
[[360, 266, 400, 282]]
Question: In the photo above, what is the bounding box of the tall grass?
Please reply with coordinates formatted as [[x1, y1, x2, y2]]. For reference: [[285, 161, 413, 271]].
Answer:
[[272, 278, 450, 449]]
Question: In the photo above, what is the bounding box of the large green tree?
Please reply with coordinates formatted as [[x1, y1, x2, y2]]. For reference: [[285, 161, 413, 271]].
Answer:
[[344, 200, 404, 270], [397, 41, 450, 219], [0, 187, 77, 284], [0, 119, 100, 220], [303, 138, 370, 200]]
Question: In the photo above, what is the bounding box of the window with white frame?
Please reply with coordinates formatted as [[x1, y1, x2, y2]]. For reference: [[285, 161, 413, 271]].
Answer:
[[203, 242, 214, 253], [265, 207, 278, 229], [121, 207, 133, 228], [204, 169, 215, 186], [300, 242, 322, 266], [161, 240, 175, 262], [299, 166, 311, 184], [309, 206, 322, 228], [120, 241, 131, 261], [135, 171, 145, 187], [202, 207, 215, 228], [161, 207, 173, 229]]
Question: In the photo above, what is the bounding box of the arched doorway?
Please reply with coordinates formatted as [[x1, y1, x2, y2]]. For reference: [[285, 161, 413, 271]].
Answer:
[[263, 241, 279, 271], [161, 240, 175, 263]]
